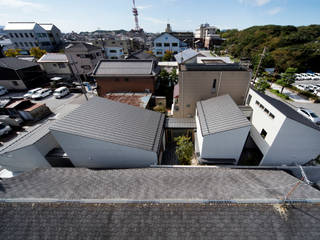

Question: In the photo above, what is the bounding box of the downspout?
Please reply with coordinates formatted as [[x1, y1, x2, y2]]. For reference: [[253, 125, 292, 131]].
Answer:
[[216, 71, 222, 97]]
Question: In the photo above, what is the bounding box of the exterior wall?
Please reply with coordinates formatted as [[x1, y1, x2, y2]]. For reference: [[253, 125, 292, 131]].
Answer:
[[96, 76, 155, 95], [173, 70, 251, 118], [153, 33, 181, 57], [40, 62, 72, 76], [0, 79, 27, 90], [51, 130, 158, 168], [104, 47, 124, 59], [195, 112, 204, 153], [260, 118, 320, 166]]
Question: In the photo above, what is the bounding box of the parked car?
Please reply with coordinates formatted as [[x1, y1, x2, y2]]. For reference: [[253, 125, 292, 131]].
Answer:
[[24, 88, 42, 99], [31, 88, 52, 100], [297, 108, 320, 125], [0, 123, 11, 136], [53, 87, 70, 99], [0, 115, 23, 127], [296, 84, 308, 91], [0, 86, 8, 96]]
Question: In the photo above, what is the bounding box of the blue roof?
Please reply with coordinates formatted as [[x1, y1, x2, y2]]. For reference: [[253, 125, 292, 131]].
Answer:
[[174, 48, 201, 64]]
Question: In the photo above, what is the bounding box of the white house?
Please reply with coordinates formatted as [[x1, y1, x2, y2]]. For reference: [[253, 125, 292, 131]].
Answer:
[[50, 97, 165, 169], [4, 22, 53, 51], [39, 23, 63, 49], [247, 88, 320, 166], [153, 33, 187, 57], [195, 95, 251, 165], [37, 53, 72, 79], [174, 48, 205, 65], [104, 46, 124, 59]]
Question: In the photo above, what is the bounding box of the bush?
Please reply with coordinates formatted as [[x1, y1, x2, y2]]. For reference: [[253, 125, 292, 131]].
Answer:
[[175, 136, 193, 165], [153, 105, 166, 113]]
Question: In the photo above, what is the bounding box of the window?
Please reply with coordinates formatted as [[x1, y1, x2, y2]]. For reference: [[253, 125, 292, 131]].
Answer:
[[9, 33, 14, 38], [172, 42, 178, 47], [246, 94, 252, 105], [186, 104, 190, 108], [124, 78, 129, 82], [53, 64, 57, 67], [173, 51, 178, 54], [212, 79, 217, 92], [19, 42, 24, 47], [255, 100, 260, 105], [77, 54, 86, 58], [112, 41, 115, 44], [156, 43, 162, 47], [156, 51, 162, 55], [259, 104, 264, 109], [29, 42, 33, 47], [58, 63, 66, 69], [35, 42, 39, 46], [24, 33, 29, 38], [264, 108, 269, 114], [12, 81, 19, 86], [24, 42, 28, 47], [15, 33, 19, 38], [260, 129, 267, 139], [110, 50, 117, 53], [96, 52, 101, 56], [81, 65, 91, 70], [30, 33, 34, 38], [14, 43, 18, 47], [19, 33, 23, 38], [114, 78, 120, 82], [164, 43, 170, 47], [269, 113, 275, 119]]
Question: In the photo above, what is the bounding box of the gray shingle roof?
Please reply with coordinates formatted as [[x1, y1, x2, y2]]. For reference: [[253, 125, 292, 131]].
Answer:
[[65, 42, 101, 52], [93, 59, 157, 76], [1, 202, 320, 240], [165, 117, 196, 129], [184, 63, 248, 71], [251, 88, 320, 131], [127, 50, 158, 61], [0, 57, 39, 70], [197, 95, 251, 136], [174, 48, 201, 64], [37, 53, 68, 63], [50, 97, 165, 153], [0, 167, 319, 201]]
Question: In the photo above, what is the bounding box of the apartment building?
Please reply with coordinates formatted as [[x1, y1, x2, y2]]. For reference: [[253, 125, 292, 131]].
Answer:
[[172, 64, 251, 118], [153, 33, 187, 58], [194, 23, 224, 49], [104, 47, 124, 59], [39, 23, 63, 49], [37, 53, 73, 79], [4, 22, 53, 51], [64, 42, 103, 80]]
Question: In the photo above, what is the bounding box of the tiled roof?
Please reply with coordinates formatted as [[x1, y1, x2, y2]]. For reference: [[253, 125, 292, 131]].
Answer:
[[251, 88, 320, 131], [65, 42, 101, 52], [50, 97, 165, 153], [183, 63, 248, 71], [197, 95, 251, 136], [165, 118, 196, 129], [174, 48, 201, 64], [127, 50, 157, 61], [38, 53, 68, 63], [0, 57, 39, 70], [93, 59, 158, 76]]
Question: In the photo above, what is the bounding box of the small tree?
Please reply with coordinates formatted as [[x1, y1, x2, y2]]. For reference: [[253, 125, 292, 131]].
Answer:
[[276, 67, 297, 93], [169, 67, 178, 85], [175, 136, 193, 165], [255, 78, 270, 93], [162, 50, 173, 61], [153, 105, 166, 113], [4, 49, 21, 57], [30, 47, 47, 59]]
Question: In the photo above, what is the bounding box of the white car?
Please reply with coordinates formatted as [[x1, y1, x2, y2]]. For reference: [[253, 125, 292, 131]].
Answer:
[[297, 108, 320, 125], [296, 84, 308, 91], [0, 86, 8, 96], [24, 88, 42, 99], [31, 88, 52, 100], [53, 87, 69, 99], [0, 123, 11, 136]]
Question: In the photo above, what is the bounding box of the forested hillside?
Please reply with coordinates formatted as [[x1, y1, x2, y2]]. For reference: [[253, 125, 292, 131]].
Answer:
[[220, 25, 320, 73]]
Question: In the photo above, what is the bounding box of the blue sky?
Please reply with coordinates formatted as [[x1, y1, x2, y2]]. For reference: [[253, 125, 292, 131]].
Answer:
[[0, 0, 319, 33]]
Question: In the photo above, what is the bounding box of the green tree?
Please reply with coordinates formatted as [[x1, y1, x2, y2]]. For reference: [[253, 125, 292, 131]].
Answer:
[[276, 67, 297, 93], [30, 47, 47, 59], [175, 136, 193, 165], [169, 67, 178, 85], [162, 50, 174, 61], [153, 105, 166, 113], [255, 78, 270, 93], [4, 49, 21, 57]]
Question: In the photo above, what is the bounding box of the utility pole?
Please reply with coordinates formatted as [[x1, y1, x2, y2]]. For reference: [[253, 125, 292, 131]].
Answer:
[[68, 55, 88, 101], [252, 46, 267, 84]]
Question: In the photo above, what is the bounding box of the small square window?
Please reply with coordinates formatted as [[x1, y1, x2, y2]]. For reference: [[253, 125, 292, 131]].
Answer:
[[260, 129, 267, 139], [264, 108, 269, 114], [12, 81, 19, 86], [255, 100, 260, 105], [269, 113, 275, 119], [186, 104, 190, 108], [124, 78, 129, 82]]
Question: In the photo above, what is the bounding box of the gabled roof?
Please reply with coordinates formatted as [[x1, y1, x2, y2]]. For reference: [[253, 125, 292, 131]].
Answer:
[[65, 42, 101, 52], [93, 59, 159, 76], [50, 97, 165, 153], [0, 57, 39, 70], [183, 63, 248, 71], [165, 118, 196, 129], [38, 53, 68, 63], [126, 50, 157, 61], [4, 22, 37, 31], [39, 23, 54, 31], [197, 95, 251, 136], [174, 48, 202, 64], [251, 88, 320, 131]]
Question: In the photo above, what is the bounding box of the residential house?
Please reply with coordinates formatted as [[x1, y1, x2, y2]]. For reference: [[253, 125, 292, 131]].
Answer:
[[0, 57, 45, 90], [172, 63, 251, 118], [64, 42, 103, 80], [246, 88, 320, 166], [174, 48, 205, 65], [195, 95, 251, 165], [153, 32, 187, 58], [39, 23, 63, 50], [37, 53, 73, 79], [93, 60, 160, 95], [50, 97, 165, 168], [4, 22, 53, 51], [126, 49, 158, 61], [104, 46, 124, 59], [195, 23, 224, 49], [165, 24, 194, 48], [0, 167, 320, 239], [93, 38, 140, 55]]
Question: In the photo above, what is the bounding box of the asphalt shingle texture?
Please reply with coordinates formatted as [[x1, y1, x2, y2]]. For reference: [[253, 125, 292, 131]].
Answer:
[[197, 95, 251, 136], [0, 57, 39, 70], [0, 168, 319, 201], [37, 53, 68, 63], [49, 97, 165, 153]]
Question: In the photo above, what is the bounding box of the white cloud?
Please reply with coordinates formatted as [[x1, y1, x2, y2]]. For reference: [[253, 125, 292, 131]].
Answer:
[[238, 0, 271, 6], [136, 5, 152, 10], [142, 17, 167, 25], [0, 0, 46, 11], [267, 7, 281, 15]]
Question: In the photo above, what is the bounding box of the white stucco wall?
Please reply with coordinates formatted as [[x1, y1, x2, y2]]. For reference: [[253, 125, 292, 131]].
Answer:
[[153, 33, 181, 57], [40, 62, 72, 75], [51, 130, 158, 168], [201, 127, 250, 162], [195, 113, 204, 154], [260, 118, 320, 166], [0, 79, 27, 90]]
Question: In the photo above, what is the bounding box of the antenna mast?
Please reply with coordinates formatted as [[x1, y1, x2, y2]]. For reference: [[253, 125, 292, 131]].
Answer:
[[132, 0, 140, 31]]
